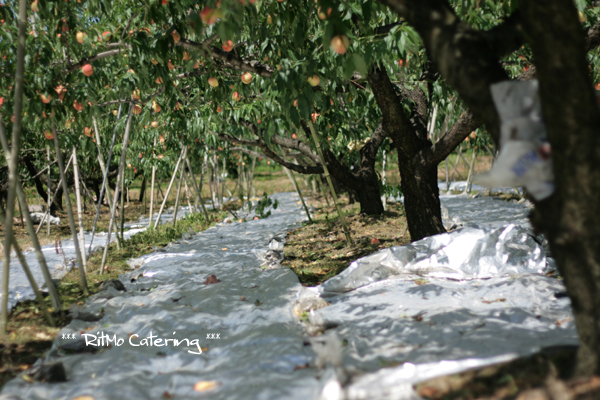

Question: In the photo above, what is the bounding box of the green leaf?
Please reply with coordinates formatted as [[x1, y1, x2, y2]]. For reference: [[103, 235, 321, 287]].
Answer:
[[353, 54, 367, 77]]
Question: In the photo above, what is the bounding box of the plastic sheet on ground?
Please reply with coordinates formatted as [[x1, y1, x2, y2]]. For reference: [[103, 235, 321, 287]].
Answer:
[[0, 191, 578, 400], [0, 204, 201, 312], [302, 191, 575, 399], [1, 192, 323, 400]]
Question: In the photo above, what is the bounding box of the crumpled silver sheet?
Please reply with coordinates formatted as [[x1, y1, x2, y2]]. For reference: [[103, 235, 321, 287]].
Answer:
[[320, 224, 549, 295], [1, 191, 577, 400], [1, 192, 322, 400], [0, 226, 146, 312], [318, 270, 577, 399], [307, 206, 575, 399], [440, 196, 531, 229], [0, 205, 218, 312]]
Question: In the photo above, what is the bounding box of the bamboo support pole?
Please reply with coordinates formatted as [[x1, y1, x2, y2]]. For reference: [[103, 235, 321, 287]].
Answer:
[[72, 147, 87, 273], [0, 130, 62, 313], [35, 156, 73, 235], [153, 146, 185, 229], [52, 124, 88, 294], [186, 156, 209, 220], [205, 153, 216, 211], [46, 146, 51, 234], [213, 151, 219, 207], [307, 121, 353, 245], [0, 207, 55, 326], [283, 166, 312, 223], [382, 150, 387, 210], [1, 0, 28, 335], [34, 154, 73, 234], [119, 166, 125, 241], [88, 101, 125, 255], [221, 148, 227, 205], [12, 239, 55, 326], [463, 149, 477, 195], [318, 175, 331, 206], [249, 148, 258, 202], [172, 152, 186, 227], [148, 136, 157, 227], [183, 173, 193, 212], [99, 105, 134, 274], [450, 146, 463, 181]]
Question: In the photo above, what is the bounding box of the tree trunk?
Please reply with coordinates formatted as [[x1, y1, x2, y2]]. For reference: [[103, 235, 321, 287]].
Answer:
[[22, 155, 64, 212], [353, 179, 384, 216], [368, 66, 446, 240], [138, 176, 146, 202], [399, 161, 445, 241], [521, 0, 600, 376]]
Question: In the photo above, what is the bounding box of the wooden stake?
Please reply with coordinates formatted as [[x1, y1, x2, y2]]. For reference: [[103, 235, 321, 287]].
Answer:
[[445, 158, 450, 191], [72, 147, 87, 273], [153, 146, 185, 229], [186, 155, 209, 221], [11, 235, 54, 326], [0, 206, 55, 326], [463, 149, 477, 195], [99, 105, 134, 274], [52, 124, 88, 294], [283, 166, 312, 223], [119, 165, 125, 241], [382, 149, 387, 210], [148, 137, 157, 227], [1, 0, 27, 335], [183, 171, 193, 211], [172, 155, 185, 227], [46, 146, 51, 235], [34, 154, 73, 235], [88, 103, 124, 255], [307, 121, 353, 245], [249, 147, 258, 202], [318, 174, 331, 206], [0, 126, 62, 313]]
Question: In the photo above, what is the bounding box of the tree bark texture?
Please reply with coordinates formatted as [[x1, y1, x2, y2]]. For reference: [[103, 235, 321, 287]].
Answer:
[[368, 66, 446, 241], [521, 0, 600, 376], [381, 0, 600, 375]]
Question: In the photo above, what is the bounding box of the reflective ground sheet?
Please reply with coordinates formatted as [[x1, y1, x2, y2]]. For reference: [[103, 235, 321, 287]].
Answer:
[[0, 192, 578, 400], [0, 206, 199, 312], [312, 225, 575, 399]]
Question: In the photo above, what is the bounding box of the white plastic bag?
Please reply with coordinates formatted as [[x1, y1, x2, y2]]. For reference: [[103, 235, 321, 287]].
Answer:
[[475, 80, 554, 200]]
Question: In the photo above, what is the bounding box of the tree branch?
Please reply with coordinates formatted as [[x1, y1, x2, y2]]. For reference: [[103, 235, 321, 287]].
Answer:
[[417, 110, 481, 167], [175, 38, 274, 78], [358, 122, 387, 171], [270, 135, 321, 165], [380, 0, 509, 144], [65, 47, 130, 74], [368, 66, 423, 156], [230, 147, 264, 159]]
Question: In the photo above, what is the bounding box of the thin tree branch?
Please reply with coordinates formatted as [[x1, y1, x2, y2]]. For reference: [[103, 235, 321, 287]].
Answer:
[[175, 38, 274, 78]]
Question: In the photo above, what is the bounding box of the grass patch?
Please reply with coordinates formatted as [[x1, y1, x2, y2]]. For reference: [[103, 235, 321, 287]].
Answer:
[[0, 205, 227, 390], [283, 194, 411, 286]]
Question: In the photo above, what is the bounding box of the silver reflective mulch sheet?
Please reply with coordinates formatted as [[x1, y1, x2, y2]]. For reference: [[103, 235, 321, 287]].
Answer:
[[0, 205, 200, 312], [0, 190, 578, 400]]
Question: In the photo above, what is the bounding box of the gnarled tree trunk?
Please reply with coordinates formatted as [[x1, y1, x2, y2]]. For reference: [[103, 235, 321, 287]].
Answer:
[[368, 66, 446, 241]]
